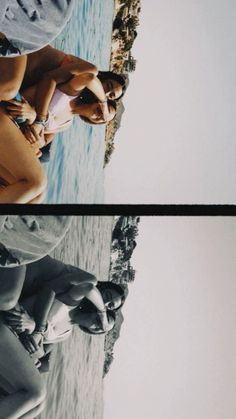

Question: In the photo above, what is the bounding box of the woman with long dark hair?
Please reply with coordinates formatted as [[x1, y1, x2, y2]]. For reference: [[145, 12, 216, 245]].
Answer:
[[0, 255, 126, 354], [5, 58, 126, 149], [0, 254, 126, 417], [0, 48, 126, 201]]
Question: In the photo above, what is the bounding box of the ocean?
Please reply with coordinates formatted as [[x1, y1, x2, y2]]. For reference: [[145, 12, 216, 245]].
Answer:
[[44, 0, 114, 203], [39, 216, 114, 419]]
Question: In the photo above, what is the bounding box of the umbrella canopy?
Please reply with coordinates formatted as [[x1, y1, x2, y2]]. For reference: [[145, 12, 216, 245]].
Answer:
[[0, 0, 75, 56], [0, 215, 72, 267]]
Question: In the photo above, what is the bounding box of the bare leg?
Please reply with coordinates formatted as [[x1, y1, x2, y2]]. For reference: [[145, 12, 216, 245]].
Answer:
[[28, 189, 46, 204], [0, 55, 27, 101], [0, 109, 47, 203], [0, 159, 45, 204], [18, 399, 46, 419], [0, 266, 26, 311], [0, 321, 46, 418]]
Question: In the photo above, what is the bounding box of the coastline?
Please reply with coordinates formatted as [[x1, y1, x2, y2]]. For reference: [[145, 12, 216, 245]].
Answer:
[[103, 216, 140, 376], [104, 0, 141, 166], [38, 215, 139, 418]]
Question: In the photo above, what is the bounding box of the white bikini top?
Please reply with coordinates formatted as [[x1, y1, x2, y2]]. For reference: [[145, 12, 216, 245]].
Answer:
[[44, 303, 72, 344], [46, 89, 75, 132]]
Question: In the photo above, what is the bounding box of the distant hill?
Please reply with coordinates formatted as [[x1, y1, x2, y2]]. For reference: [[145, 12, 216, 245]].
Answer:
[[103, 215, 140, 376], [104, 0, 141, 166]]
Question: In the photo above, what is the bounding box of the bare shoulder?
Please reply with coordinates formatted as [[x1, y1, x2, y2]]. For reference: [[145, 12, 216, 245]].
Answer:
[[67, 55, 98, 74], [68, 266, 97, 286], [67, 54, 80, 63]]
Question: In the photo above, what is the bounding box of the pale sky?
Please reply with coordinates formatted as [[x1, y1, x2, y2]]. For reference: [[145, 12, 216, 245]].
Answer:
[[104, 0, 236, 204], [103, 217, 236, 419]]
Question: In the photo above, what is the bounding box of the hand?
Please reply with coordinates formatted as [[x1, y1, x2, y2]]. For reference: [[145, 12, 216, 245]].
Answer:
[[7, 97, 36, 124], [5, 308, 35, 334], [30, 122, 45, 139], [20, 332, 43, 355], [23, 125, 46, 149]]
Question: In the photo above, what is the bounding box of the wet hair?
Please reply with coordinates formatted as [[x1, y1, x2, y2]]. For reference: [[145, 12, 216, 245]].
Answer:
[[96, 281, 127, 311], [79, 310, 116, 335], [79, 99, 117, 125], [97, 71, 127, 100]]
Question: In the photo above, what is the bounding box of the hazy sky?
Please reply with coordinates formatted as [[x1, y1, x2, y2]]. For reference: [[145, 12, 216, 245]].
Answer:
[[103, 217, 236, 419], [104, 0, 236, 204]]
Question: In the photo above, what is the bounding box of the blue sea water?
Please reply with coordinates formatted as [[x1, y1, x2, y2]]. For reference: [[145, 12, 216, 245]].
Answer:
[[39, 216, 114, 419], [44, 0, 114, 203]]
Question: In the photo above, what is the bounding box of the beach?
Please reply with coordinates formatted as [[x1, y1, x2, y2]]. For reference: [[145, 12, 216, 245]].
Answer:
[[39, 216, 114, 419]]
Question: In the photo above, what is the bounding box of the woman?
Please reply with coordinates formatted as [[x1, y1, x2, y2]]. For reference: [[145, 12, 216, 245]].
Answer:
[[0, 97, 114, 204], [6, 58, 122, 149], [3, 297, 116, 375], [4, 291, 117, 362], [0, 61, 121, 203], [0, 256, 124, 417], [10, 277, 123, 357], [6, 84, 117, 152], [0, 44, 126, 104], [0, 306, 115, 415], [0, 255, 126, 348]]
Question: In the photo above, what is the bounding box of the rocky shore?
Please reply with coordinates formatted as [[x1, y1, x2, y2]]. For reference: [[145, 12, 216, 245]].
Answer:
[[103, 215, 140, 376], [104, 0, 141, 166]]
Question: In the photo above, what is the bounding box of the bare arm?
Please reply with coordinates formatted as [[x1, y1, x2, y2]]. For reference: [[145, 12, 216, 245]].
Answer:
[[33, 286, 56, 331], [68, 73, 107, 102], [34, 60, 98, 121], [65, 73, 109, 120], [67, 284, 109, 331], [16, 287, 56, 355], [28, 267, 97, 323]]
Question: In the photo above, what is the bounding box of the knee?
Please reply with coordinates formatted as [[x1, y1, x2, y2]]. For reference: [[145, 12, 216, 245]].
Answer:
[[24, 171, 47, 197], [30, 189, 47, 204], [33, 173, 47, 195], [0, 83, 19, 101], [28, 382, 47, 407], [0, 294, 18, 311]]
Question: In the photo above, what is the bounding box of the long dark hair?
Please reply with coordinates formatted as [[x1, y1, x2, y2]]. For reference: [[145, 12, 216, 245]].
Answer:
[[96, 281, 127, 310], [77, 71, 127, 105], [97, 71, 127, 100], [72, 280, 126, 329]]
